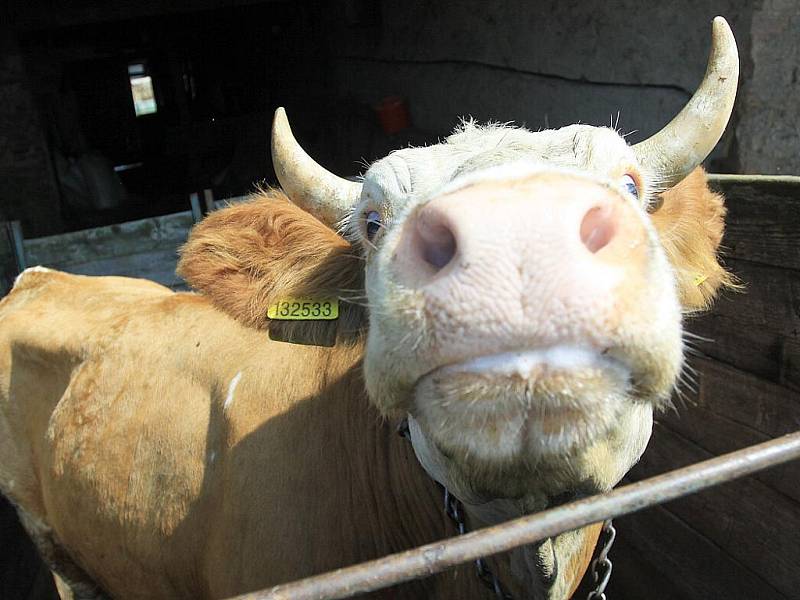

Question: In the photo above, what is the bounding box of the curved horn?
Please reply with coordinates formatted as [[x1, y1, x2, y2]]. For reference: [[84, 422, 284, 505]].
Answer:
[[271, 107, 362, 226], [633, 17, 739, 188]]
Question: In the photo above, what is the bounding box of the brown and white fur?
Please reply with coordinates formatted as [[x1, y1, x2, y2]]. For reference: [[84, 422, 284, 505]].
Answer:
[[0, 146, 730, 598]]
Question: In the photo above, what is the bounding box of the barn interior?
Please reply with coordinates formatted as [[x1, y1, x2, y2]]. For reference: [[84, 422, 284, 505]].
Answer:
[[2, 1, 800, 599]]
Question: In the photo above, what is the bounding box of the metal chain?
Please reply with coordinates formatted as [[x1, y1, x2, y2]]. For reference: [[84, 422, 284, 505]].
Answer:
[[443, 488, 515, 600], [587, 519, 616, 600], [398, 419, 513, 599], [397, 419, 616, 600]]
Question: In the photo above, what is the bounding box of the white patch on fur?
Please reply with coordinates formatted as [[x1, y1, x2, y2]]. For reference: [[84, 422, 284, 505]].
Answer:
[[13, 265, 52, 287], [224, 371, 242, 412]]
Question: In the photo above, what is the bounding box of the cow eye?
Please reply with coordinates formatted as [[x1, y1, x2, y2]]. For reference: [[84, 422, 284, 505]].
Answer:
[[621, 174, 639, 200], [365, 210, 382, 241]]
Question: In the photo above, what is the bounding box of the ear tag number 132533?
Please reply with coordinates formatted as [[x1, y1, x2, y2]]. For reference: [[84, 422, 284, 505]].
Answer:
[[267, 298, 339, 320]]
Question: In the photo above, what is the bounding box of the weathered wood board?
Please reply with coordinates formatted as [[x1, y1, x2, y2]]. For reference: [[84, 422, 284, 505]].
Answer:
[[608, 175, 800, 600], [12, 196, 247, 291]]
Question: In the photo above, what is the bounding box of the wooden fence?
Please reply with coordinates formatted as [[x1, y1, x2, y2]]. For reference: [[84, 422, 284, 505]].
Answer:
[[0, 194, 247, 294], [608, 175, 800, 600]]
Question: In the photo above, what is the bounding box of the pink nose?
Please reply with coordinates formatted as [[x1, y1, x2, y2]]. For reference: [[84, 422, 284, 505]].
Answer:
[[390, 173, 648, 347]]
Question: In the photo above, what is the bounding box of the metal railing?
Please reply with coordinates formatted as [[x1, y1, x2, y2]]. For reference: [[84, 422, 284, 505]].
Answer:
[[228, 431, 800, 600]]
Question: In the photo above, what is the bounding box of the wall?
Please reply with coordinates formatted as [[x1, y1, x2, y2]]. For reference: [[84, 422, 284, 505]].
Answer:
[[736, 0, 800, 173], [0, 29, 62, 236], [605, 175, 800, 599], [325, 0, 799, 176], [328, 1, 751, 169], [4, 0, 799, 241]]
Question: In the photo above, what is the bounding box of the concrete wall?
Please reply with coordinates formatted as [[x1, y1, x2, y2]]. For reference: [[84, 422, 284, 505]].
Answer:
[[736, 0, 800, 174], [326, 0, 796, 175]]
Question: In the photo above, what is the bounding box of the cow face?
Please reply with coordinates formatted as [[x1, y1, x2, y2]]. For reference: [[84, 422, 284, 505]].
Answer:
[[181, 18, 737, 504], [354, 126, 679, 494]]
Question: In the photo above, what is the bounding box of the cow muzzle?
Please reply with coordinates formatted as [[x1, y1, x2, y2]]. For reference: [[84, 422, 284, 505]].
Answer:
[[390, 172, 651, 344]]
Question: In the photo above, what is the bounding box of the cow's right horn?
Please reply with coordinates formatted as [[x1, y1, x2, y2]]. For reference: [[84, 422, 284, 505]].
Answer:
[[272, 107, 362, 227], [633, 17, 739, 188]]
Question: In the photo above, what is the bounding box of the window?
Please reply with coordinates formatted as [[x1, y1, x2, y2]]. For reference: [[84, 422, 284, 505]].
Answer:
[[128, 63, 157, 117]]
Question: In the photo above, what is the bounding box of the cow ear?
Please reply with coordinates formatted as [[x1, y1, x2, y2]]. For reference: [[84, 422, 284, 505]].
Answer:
[[177, 189, 363, 333], [650, 168, 739, 312]]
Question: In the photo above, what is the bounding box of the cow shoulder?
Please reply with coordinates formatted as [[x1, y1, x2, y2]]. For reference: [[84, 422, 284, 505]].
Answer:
[[651, 167, 738, 312], [177, 189, 364, 337]]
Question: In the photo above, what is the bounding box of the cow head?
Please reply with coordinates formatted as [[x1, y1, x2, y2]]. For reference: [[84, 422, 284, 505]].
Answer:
[[179, 16, 737, 597]]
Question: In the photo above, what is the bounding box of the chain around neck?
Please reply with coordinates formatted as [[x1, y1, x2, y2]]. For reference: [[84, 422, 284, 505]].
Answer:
[[396, 417, 616, 600]]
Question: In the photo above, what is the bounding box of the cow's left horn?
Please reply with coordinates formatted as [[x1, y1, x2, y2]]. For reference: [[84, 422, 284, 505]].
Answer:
[[271, 107, 362, 226], [633, 17, 738, 188]]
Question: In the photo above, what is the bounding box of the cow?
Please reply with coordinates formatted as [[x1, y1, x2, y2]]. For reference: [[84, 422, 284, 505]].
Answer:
[[0, 17, 738, 600]]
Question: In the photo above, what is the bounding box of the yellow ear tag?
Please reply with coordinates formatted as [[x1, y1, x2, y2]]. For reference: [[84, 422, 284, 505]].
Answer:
[[267, 298, 339, 320], [693, 274, 708, 286]]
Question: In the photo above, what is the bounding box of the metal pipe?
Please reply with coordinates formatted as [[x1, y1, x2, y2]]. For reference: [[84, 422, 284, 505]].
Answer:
[[229, 430, 800, 600], [6, 221, 26, 272], [189, 192, 203, 224], [708, 173, 800, 185]]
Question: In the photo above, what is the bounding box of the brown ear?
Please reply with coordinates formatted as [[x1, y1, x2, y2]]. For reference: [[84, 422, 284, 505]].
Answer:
[[651, 167, 738, 312], [177, 189, 363, 334]]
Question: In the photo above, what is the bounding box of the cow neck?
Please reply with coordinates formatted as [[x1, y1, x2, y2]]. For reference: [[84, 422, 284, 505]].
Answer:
[[313, 349, 560, 598], [312, 351, 457, 591], [405, 415, 562, 599]]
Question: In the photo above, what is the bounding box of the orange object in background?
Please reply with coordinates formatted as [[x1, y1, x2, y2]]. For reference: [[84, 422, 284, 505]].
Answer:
[[375, 96, 410, 134]]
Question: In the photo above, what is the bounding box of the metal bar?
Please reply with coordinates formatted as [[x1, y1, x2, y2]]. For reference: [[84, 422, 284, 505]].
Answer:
[[203, 188, 216, 214], [189, 192, 203, 224], [229, 430, 800, 600], [708, 173, 800, 185], [6, 221, 26, 272]]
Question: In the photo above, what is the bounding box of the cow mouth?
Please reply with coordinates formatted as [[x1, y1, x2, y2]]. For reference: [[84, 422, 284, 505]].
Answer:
[[431, 345, 628, 380], [412, 345, 634, 458]]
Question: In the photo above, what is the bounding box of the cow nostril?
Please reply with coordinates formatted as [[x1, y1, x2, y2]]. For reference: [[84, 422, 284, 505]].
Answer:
[[580, 205, 616, 254], [417, 216, 457, 271]]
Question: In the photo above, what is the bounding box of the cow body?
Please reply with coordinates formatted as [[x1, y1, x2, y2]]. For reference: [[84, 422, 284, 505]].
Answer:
[[0, 269, 483, 599], [0, 169, 726, 600], [0, 18, 739, 600]]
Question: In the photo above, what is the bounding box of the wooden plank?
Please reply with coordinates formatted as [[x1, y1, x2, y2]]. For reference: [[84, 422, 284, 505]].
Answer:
[[688, 258, 800, 382], [780, 337, 800, 393], [710, 177, 800, 270], [701, 259, 800, 337], [20, 195, 248, 285], [23, 211, 194, 267], [679, 356, 800, 439], [661, 405, 800, 505], [688, 320, 782, 382], [659, 354, 800, 517], [628, 424, 800, 598], [608, 504, 787, 600], [62, 249, 185, 289]]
